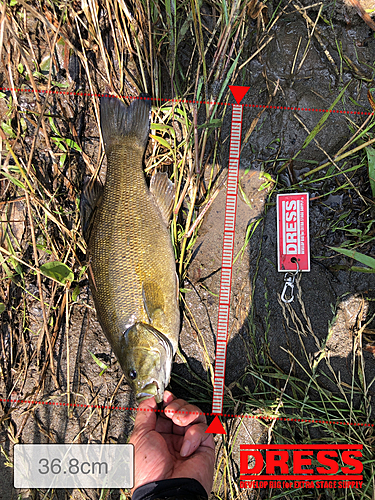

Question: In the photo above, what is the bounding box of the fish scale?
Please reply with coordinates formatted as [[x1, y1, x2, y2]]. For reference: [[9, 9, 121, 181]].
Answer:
[[89, 148, 176, 338]]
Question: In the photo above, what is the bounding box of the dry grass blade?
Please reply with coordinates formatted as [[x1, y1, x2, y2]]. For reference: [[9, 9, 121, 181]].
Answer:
[[345, 0, 375, 30], [241, 79, 280, 153], [293, 112, 369, 205], [303, 135, 375, 178], [293, 0, 339, 75]]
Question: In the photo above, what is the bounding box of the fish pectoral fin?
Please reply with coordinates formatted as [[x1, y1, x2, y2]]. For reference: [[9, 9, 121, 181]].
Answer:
[[80, 177, 104, 242], [142, 281, 166, 325], [150, 172, 175, 225], [148, 308, 165, 327]]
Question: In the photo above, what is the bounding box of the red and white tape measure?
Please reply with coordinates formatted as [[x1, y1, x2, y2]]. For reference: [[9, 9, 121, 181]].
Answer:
[[211, 103, 243, 415]]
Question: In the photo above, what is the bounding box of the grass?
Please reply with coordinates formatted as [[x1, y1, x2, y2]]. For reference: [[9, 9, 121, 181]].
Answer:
[[0, 0, 260, 498], [0, 0, 375, 499]]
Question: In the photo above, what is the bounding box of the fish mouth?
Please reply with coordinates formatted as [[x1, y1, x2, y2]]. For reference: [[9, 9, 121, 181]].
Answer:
[[136, 381, 161, 403]]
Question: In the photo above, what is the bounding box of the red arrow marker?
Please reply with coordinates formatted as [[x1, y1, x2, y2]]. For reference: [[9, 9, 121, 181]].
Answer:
[[228, 85, 250, 105], [211, 86, 249, 420], [205, 416, 226, 434]]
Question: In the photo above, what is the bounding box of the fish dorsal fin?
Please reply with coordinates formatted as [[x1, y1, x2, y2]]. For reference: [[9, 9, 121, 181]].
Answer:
[[80, 177, 104, 242], [142, 281, 166, 326], [150, 172, 175, 225]]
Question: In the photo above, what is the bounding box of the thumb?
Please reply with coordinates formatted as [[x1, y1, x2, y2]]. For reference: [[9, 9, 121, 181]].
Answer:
[[130, 396, 158, 443]]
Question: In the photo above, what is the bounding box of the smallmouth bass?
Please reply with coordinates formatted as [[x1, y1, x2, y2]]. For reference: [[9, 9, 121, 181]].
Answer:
[[81, 95, 180, 403]]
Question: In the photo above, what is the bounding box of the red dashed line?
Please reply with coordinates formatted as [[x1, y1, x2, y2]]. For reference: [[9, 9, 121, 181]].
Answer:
[[0, 86, 373, 116], [1, 398, 373, 428], [1, 86, 373, 428]]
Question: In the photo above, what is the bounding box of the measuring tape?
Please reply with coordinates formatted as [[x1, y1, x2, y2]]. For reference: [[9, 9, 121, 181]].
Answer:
[[212, 98, 244, 415]]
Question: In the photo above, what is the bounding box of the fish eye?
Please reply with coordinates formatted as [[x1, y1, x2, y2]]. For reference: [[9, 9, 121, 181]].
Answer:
[[129, 369, 137, 380]]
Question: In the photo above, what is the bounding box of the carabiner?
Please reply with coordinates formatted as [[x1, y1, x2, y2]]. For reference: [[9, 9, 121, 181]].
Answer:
[[281, 275, 294, 303], [280, 259, 299, 303]]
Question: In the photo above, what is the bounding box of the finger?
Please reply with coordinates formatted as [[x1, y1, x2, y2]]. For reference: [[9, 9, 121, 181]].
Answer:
[[153, 391, 177, 433], [129, 396, 157, 444], [155, 399, 206, 435], [162, 390, 176, 407], [179, 422, 216, 457], [165, 399, 207, 427]]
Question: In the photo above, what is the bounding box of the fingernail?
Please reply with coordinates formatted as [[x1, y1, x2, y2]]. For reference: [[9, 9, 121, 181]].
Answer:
[[180, 439, 192, 457]]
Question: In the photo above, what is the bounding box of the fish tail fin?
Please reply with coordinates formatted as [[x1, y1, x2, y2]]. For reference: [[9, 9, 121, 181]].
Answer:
[[100, 94, 151, 151]]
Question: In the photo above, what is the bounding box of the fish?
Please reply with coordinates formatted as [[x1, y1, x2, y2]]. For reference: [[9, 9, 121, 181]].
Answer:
[[80, 95, 180, 403]]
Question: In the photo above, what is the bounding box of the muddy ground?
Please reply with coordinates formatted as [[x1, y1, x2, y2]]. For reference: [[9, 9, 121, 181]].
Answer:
[[1, 1, 375, 499]]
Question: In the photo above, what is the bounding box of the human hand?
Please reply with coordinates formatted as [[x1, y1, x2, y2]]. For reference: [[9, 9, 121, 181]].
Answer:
[[129, 391, 215, 495]]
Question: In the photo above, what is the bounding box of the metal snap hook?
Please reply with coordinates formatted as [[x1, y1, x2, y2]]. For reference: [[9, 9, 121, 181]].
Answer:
[[280, 258, 299, 303], [281, 275, 294, 303]]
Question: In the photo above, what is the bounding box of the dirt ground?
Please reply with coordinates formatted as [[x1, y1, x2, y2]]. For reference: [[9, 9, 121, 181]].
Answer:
[[1, 1, 375, 499]]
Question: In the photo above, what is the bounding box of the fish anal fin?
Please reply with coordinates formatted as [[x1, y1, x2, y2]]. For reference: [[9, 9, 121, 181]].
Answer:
[[80, 177, 104, 242], [150, 172, 175, 225]]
